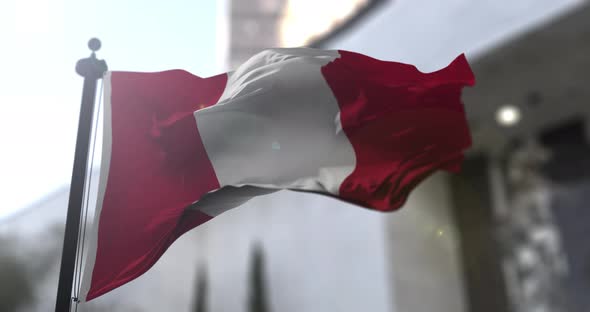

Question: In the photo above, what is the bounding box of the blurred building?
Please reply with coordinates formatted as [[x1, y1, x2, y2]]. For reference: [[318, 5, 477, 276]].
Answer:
[[228, 0, 286, 69], [206, 1, 590, 312], [460, 3, 590, 311], [1, 1, 589, 312], [227, 0, 385, 68]]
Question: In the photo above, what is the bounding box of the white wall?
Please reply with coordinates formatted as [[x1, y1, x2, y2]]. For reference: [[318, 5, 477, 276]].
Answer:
[[383, 174, 466, 312], [199, 190, 393, 312]]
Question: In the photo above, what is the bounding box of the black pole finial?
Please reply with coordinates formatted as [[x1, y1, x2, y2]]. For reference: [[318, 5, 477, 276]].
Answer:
[[88, 38, 101, 52], [76, 38, 108, 79], [56, 38, 108, 312]]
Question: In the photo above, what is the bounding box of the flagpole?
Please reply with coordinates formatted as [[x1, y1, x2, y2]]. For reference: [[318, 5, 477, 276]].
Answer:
[[55, 38, 108, 312]]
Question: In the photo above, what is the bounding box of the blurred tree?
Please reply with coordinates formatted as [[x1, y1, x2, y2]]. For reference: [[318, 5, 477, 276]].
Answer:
[[248, 244, 270, 312], [502, 138, 569, 312], [193, 265, 208, 312], [0, 253, 34, 311]]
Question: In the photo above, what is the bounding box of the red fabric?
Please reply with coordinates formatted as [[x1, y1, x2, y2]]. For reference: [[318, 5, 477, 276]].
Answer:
[[322, 51, 475, 211], [86, 71, 227, 300], [87, 51, 475, 300]]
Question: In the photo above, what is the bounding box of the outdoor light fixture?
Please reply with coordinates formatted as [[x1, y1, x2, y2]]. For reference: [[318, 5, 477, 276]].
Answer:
[[496, 105, 521, 127]]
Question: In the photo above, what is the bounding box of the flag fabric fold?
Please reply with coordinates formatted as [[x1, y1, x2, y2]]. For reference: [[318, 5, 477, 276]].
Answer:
[[81, 48, 475, 301]]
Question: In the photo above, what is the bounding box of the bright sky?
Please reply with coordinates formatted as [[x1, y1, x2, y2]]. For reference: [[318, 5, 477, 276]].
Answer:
[[0, 0, 222, 219]]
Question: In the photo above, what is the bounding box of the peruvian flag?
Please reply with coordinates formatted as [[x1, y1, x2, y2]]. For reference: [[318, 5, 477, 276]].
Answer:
[[80, 48, 475, 300]]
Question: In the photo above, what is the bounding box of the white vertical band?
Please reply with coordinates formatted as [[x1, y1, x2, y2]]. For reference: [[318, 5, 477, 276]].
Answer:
[[195, 48, 356, 195]]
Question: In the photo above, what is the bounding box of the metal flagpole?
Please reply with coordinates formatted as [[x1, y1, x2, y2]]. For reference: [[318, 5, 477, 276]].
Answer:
[[55, 38, 108, 312]]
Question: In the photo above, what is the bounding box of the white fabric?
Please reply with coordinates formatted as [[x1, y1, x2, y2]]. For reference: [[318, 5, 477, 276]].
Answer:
[[195, 48, 356, 207]]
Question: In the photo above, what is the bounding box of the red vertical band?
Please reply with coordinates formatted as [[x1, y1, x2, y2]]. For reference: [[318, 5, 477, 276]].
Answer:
[[87, 71, 227, 300], [322, 51, 475, 211]]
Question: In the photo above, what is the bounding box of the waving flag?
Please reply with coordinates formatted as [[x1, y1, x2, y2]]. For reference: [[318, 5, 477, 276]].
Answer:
[[80, 48, 475, 300]]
